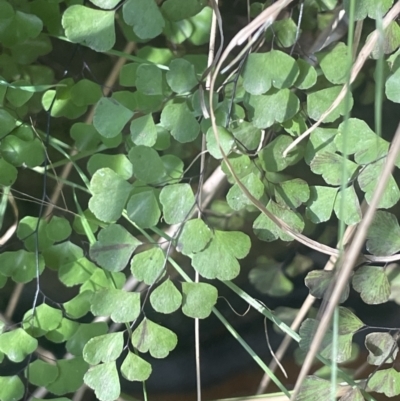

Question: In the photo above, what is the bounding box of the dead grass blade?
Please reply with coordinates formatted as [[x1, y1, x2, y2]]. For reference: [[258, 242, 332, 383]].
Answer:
[[290, 122, 400, 400], [283, 1, 400, 157]]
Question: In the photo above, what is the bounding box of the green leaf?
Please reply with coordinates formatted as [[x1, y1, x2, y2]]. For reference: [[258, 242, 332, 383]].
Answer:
[[166, 59, 198, 94], [121, 352, 152, 382], [253, 201, 304, 242], [46, 216, 72, 242], [154, 125, 171, 150], [135, 64, 164, 95], [22, 304, 63, 337], [365, 333, 399, 367], [0, 250, 45, 283], [0, 376, 24, 401], [130, 114, 157, 147], [358, 159, 400, 209], [93, 97, 133, 138], [368, 368, 400, 397], [0, 328, 38, 362], [62, 5, 115, 52], [344, 0, 394, 20], [226, 172, 264, 211], [366, 211, 400, 256], [70, 79, 102, 107], [188, 6, 212, 45], [111, 90, 136, 111], [338, 307, 364, 335], [249, 257, 293, 297], [0, 6, 42, 47], [131, 318, 177, 358], [321, 333, 353, 363], [1, 136, 45, 168], [305, 270, 350, 303], [90, 0, 121, 9], [286, 254, 313, 278], [70, 123, 101, 151], [89, 168, 132, 222], [87, 154, 133, 180], [64, 291, 93, 319], [160, 102, 200, 143], [0, 158, 17, 186], [42, 242, 96, 286], [268, 18, 298, 48], [6, 80, 34, 107], [126, 190, 161, 228], [371, 21, 400, 59], [339, 388, 365, 401], [230, 120, 261, 150], [352, 265, 390, 304], [222, 154, 253, 181], [318, 43, 349, 84], [242, 51, 299, 95], [11, 35, 52, 65], [164, 19, 193, 44], [365, 332, 398, 365], [335, 119, 388, 164], [258, 135, 303, 172], [83, 332, 123, 365], [81, 270, 125, 292], [296, 376, 332, 401], [306, 186, 337, 223], [128, 145, 166, 183], [91, 289, 140, 323], [333, 185, 362, 226], [310, 152, 358, 186], [299, 319, 353, 363], [275, 178, 310, 209], [46, 318, 79, 343], [158, 154, 184, 184], [294, 59, 318, 89], [130, 247, 165, 285], [43, 241, 83, 270], [123, 0, 165, 39], [162, 0, 204, 21], [119, 62, 138, 87], [305, 128, 337, 165], [177, 218, 212, 255], [47, 357, 89, 395], [192, 230, 251, 280], [386, 67, 400, 103], [181, 282, 217, 319], [42, 79, 86, 119], [160, 183, 195, 224], [66, 322, 108, 357], [84, 361, 120, 401], [26, 360, 58, 387], [307, 86, 353, 123], [17, 216, 53, 252], [0, 109, 16, 139], [281, 113, 307, 137], [90, 224, 141, 272], [207, 125, 236, 159], [150, 279, 182, 314], [246, 89, 300, 128]]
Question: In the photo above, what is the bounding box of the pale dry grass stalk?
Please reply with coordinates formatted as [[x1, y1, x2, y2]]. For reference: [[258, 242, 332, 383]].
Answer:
[[256, 206, 364, 394], [283, 1, 400, 157], [290, 122, 400, 400], [207, 1, 400, 399]]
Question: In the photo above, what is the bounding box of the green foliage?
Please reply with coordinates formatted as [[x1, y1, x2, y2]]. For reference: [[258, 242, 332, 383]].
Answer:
[[131, 319, 178, 358], [0, 328, 38, 362], [89, 224, 141, 272], [2, 0, 400, 399]]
